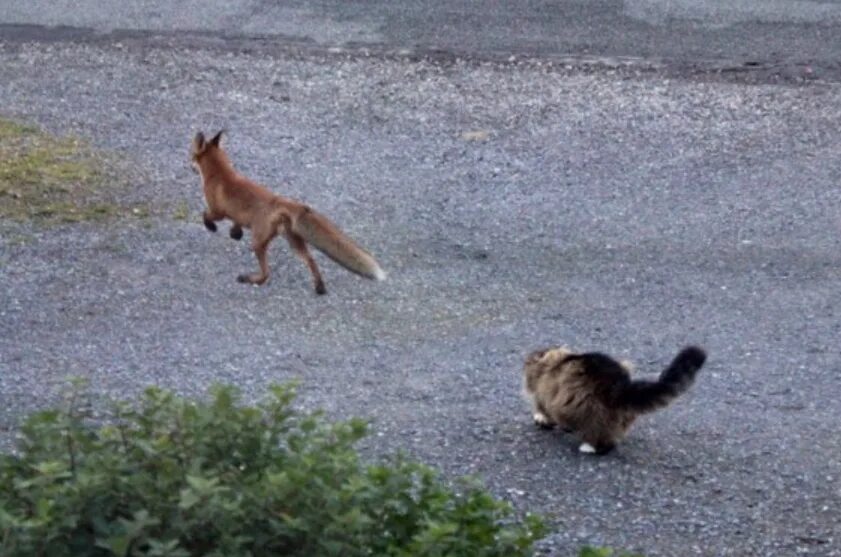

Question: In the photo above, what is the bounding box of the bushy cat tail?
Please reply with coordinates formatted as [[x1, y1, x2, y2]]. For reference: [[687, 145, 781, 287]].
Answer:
[[617, 346, 706, 414]]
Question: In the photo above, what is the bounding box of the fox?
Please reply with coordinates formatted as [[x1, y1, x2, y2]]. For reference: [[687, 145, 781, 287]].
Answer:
[[522, 345, 706, 455], [190, 130, 385, 294]]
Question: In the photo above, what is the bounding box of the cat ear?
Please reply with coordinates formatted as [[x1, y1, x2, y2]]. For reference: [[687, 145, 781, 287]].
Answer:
[[209, 129, 225, 147]]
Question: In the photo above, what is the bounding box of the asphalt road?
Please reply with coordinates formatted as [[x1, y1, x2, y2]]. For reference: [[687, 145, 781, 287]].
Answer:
[[2, 0, 841, 82], [1, 4, 841, 557]]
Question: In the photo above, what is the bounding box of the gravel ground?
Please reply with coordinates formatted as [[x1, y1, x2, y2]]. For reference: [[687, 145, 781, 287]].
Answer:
[[1, 36, 840, 556]]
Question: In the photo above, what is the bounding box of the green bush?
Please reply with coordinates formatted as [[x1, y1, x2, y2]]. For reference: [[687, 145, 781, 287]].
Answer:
[[0, 384, 546, 557]]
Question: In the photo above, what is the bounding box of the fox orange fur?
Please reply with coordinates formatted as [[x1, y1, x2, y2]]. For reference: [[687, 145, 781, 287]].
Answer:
[[190, 130, 385, 294]]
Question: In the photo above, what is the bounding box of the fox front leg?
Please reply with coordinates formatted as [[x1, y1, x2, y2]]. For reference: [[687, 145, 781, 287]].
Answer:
[[203, 210, 223, 232]]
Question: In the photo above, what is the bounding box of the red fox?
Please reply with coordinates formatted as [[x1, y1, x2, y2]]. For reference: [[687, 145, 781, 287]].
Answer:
[[190, 130, 385, 294]]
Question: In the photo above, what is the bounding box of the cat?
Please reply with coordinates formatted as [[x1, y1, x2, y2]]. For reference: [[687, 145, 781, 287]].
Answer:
[[522, 345, 706, 454]]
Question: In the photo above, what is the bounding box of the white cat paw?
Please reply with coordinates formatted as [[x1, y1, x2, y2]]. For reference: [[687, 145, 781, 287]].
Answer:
[[578, 442, 597, 454], [533, 412, 551, 426]]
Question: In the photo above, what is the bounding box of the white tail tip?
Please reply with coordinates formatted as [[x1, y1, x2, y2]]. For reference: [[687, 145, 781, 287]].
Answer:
[[372, 266, 387, 281]]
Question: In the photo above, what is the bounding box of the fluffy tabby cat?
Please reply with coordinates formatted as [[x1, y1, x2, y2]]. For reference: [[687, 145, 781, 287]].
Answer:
[[522, 345, 706, 454]]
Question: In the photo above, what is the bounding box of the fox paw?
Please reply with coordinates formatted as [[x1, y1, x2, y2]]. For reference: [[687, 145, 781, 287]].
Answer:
[[237, 274, 265, 285], [229, 225, 243, 240], [315, 283, 327, 295], [204, 218, 217, 232]]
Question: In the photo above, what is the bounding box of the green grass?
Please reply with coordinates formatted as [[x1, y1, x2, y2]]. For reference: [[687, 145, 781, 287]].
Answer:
[[171, 201, 191, 221], [0, 118, 145, 223]]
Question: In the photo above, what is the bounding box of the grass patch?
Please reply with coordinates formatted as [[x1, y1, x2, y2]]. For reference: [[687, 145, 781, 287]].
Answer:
[[171, 201, 191, 221], [0, 118, 145, 223]]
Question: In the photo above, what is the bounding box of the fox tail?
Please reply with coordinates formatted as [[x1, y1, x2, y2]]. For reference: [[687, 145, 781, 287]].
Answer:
[[292, 208, 386, 281]]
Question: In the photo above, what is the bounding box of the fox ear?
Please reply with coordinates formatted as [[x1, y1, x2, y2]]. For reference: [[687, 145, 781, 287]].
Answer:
[[209, 130, 224, 147], [194, 132, 206, 148]]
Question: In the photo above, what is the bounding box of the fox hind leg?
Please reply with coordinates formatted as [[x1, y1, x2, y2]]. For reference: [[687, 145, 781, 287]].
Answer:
[[286, 232, 326, 295], [237, 241, 270, 285], [237, 225, 273, 286]]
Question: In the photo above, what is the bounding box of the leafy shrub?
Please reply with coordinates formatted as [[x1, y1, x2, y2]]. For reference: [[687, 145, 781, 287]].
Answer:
[[0, 384, 546, 556]]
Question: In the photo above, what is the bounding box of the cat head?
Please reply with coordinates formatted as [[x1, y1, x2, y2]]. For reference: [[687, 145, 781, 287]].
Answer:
[[524, 346, 573, 368]]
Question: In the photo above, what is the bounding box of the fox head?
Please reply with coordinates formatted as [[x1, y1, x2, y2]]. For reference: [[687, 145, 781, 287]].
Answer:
[[190, 130, 224, 173]]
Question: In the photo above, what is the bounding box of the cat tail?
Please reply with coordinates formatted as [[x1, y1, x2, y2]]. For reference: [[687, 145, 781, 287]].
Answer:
[[616, 346, 706, 414]]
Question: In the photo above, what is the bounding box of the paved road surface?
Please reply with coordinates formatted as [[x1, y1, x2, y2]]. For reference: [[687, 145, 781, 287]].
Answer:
[[1, 3, 841, 556], [2, 0, 841, 81]]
